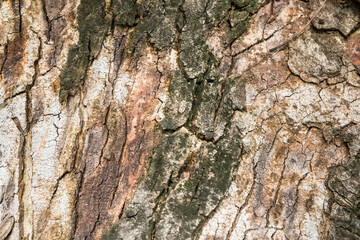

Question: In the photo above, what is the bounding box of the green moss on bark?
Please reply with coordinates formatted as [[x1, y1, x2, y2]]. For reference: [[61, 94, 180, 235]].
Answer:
[[101, 0, 259, 238], [160, 71, 195, 130], [59, 0, 110, 102], [327, 152, 360, 238]]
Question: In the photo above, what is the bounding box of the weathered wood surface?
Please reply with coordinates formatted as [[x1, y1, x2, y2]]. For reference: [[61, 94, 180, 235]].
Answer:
[[0, 0, 360, 239]]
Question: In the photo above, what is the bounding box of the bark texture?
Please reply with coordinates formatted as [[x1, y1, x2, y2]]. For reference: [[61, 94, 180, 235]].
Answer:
[[0, 0, 360, 239]]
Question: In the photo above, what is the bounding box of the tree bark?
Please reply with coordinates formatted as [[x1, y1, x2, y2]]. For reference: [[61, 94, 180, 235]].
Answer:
[[0, 0, 360, 239]]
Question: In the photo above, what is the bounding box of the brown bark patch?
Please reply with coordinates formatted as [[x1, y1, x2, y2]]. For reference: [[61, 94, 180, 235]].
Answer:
[[1, 35, 24, 81], [346, 33, 360, 72], [74, 105, 127, 240]]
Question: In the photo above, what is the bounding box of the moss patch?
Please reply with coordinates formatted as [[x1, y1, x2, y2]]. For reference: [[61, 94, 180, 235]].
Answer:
[[101, 0, 258, 238], [327, 152, 360, 238], [59, 0, 110, 102]]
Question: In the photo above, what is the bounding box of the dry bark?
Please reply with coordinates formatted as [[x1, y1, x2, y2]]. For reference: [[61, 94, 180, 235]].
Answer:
[[0, 0, 360, 239]]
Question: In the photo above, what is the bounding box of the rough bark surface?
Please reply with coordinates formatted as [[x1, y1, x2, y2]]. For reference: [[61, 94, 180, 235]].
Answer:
[[0, 0, 360, 239]]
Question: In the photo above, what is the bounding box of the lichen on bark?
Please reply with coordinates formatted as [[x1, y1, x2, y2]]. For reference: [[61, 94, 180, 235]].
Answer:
[[2, 0, 360, 239], [326, 154, 360, 239], [101, 0, 256, 238], [59, 0, 110, 102], [104, 122, 243, 240]]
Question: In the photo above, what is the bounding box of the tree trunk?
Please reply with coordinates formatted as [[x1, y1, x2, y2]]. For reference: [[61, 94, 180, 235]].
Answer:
[[0, 0, 360, 239]]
